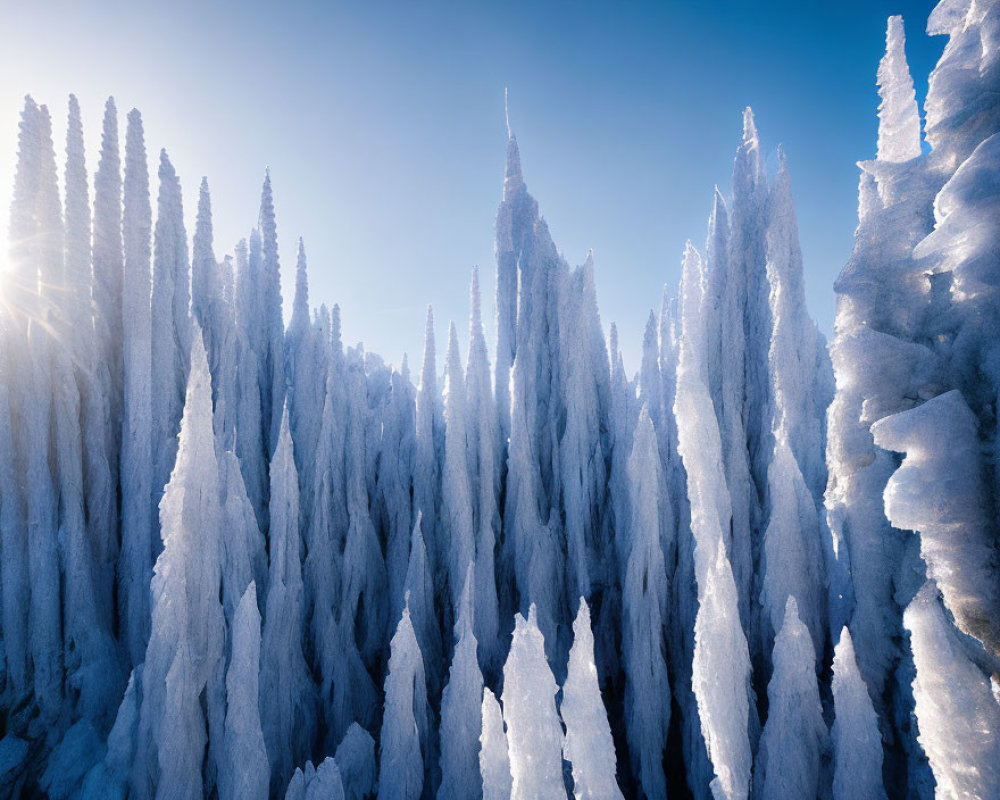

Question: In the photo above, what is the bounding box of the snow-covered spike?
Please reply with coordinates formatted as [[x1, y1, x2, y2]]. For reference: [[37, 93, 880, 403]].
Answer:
[[119, 105, 155, 670], [470, 265, 483, 333], [260, 401, 316, 792], [438, 563, 484, 800], [290, 236, 309, 334], [623, 405, 670, 800], [133, 325, 224, 800], [562, 598, 624, 800], [904, 582, 1000, 799], [151, 145, 193, 509], [444, 319, 474, 616], [379, 605, 429, 800], [335, 724, 376, 800], [502, 605, 564, 799], [480, 687, 511, 800], [222, 582, 268, 800], [191, 176, 217, 329], [876, 15, 922, 163], [505, 134, 522, 187], [754, 597, 827, 800], [832, 627, 887, 800]]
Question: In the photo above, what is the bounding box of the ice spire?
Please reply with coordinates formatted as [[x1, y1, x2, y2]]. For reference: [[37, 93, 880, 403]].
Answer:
[[59, 94, 121, 726], [133, 329, 224, 800], [231, 237, 267, 527], [438, 566, 485, 800], [415, 305, 442, 582], [443, 320, 474, 618], [64, 94, 92, 341], [222, 583, 268, 800], [151, 148, 191, 500], [257, 169, 286, 455], [191, 177, 220, 333], [624, 406, 670, 800], [876, 15, 921, 163], [260, 407, 316, 793], [502, 606, 564, 800], [0, 306, 28, 700], [285, 237, 324, 521], [466, 266, 501, 675], [92, 97, 124, 469], [479, 688, 511, 800], [504, 133, 522, 188], [562, 599, 624, 800], [119, 107, 154, 668], [404, 512, 443, 698], [381, 359, 417, 637], [753, 598, 827, 800], [831, 628, 887, 800], [13, 100, 63, 723], [336, 724, 377, 800], [494, 122, 538, 446], [639, 310, 661, 429], [379, 605, 429, 800], [290, 237, 310, 335], [675, 242, 752, 800]]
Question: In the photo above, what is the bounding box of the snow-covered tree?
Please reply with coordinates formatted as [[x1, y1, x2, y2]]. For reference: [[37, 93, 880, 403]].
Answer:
[[379, 605, 430, 800], [562, 599, 623, 800], [501, 606, 564, 800]]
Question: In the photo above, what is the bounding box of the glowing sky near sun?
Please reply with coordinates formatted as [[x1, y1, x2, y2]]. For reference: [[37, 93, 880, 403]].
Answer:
[[0, 0, 944, 369]]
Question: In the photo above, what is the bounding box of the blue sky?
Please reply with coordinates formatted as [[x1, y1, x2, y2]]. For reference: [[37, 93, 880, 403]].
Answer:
[[0, 0, 944, 370]]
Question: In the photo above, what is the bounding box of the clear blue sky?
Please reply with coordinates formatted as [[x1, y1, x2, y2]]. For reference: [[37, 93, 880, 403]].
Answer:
[[0, 0, 944, 371]]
